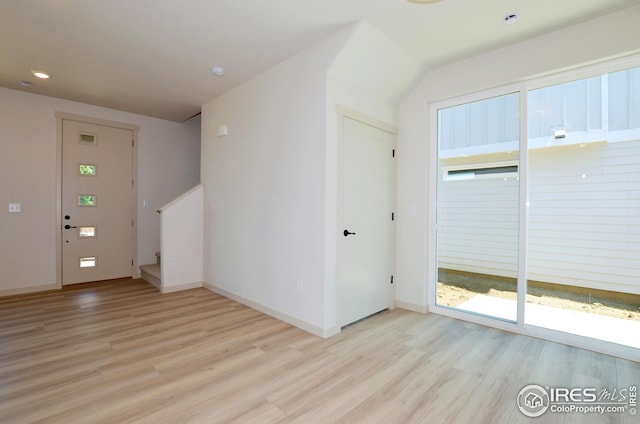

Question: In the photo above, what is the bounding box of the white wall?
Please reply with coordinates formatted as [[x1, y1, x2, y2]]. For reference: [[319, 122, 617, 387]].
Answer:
[[160, 183, 204, 292], [328, 21, 423, 125], [201, 27, 351, 336], [396, 5, 640, 311], [0, 88, 200, 294], [137, 113, 201, 267], [201, 21, 422, 335]]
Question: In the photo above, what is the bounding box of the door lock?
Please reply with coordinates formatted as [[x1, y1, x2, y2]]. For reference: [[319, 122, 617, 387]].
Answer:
[[343, 229, 356, 237], [64, 224, 78, 230]]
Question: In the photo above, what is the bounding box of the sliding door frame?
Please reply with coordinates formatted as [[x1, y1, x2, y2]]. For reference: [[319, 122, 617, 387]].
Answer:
[[427, 55, 640, 362], [427, 82, 528, 335]]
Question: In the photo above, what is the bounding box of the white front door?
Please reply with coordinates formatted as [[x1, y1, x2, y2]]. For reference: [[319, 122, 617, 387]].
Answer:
[[61, 119, 134, 285], [337, 116, 395, 327]]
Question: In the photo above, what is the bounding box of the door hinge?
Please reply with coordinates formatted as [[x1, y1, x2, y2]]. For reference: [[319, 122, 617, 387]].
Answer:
[[392, 212, 395, 221], [392, 149, 395, 158], [132, 139, 134, 147], [390, 275, 394, 285], [132, 259, 134, 266], [131, 219, 134, 227]]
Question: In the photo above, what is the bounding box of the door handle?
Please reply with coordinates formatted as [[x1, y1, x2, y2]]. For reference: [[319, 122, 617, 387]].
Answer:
[[343, 229, 356, 237], [64, 224, 78, 230]]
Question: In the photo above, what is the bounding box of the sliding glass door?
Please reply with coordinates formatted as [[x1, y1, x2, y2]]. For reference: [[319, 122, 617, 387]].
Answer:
[[525, 67, 640, 349], [432, 62, 640, 351], [435, 92, 521, 322]]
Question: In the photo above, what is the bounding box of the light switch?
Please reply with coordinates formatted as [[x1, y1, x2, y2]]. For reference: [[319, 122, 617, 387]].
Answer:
[[8, 203, 21, 213]]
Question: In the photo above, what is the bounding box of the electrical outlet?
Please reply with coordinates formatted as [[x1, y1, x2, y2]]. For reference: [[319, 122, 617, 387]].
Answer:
[[8, 203, 21, 213], [296, 280, 304, 294]]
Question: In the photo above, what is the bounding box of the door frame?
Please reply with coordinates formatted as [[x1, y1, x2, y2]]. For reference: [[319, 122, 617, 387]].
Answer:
[[55, 112, 139, 286], [427, 84, 526, 332], [336, 106, 398, 325]]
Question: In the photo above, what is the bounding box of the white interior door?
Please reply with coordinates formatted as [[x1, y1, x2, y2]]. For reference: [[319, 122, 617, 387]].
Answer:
[[337, 116, 395, 327], [61, 119, 133, 285]]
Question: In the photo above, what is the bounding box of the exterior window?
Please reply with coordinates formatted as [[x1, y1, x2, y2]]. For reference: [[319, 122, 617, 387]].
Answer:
[[79, 226, 96, 238], [79, 164, 97, 176], [79, 133, 97, 145], [79, 256, 97, 268], [436, 91, 520, 322], [78, 194, 97, 207], [431, 59, 640, 351], [444, 163, 518, 181]]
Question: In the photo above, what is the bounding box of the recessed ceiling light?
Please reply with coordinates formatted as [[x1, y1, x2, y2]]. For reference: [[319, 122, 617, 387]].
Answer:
[[20, 80, 32, 87], [211, 66, 224, 77], [504, 13, 519, 24], [32, 70, 50, 79]]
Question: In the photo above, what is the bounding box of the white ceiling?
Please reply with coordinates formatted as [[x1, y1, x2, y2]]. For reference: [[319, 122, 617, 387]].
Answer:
[[1, 0, 637, 122]]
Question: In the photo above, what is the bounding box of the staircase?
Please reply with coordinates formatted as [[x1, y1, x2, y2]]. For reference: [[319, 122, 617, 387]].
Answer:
[[139, 252, 161, 289], [139, 182, 204, 294]]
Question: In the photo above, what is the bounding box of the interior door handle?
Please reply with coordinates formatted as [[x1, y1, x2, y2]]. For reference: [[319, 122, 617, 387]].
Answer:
[[343, 229, 356, 237], [64, 224, 77, 230]]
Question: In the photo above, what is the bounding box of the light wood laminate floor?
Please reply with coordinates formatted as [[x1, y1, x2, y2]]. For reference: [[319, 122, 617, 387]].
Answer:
[[1, 279, 638, 423]]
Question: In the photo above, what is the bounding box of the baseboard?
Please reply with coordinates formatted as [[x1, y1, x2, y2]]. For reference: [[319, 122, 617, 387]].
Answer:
[[161, 281, 203, 294], [204, 282, 340, 338], [140, 270, 161, 291], [395, 300, 429, 314], [0, 283, 61, 297]]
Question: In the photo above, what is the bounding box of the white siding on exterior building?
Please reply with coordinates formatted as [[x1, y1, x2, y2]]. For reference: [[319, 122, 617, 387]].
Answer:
[[527, 139, 640, 294], [437, 66, 640, 296], [437, 176, 519, 279], [609, 67, 640, 131], [437, 138, 640, 295], [437, 92, 521, 281], [439, 93, 519, 152]]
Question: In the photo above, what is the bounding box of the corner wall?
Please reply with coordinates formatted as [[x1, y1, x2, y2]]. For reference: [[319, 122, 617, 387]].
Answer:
[[200, 27, 352, 336], [201, 20, 422, 336], [325, 21, 423, 321], [160, 183, 204, 293]]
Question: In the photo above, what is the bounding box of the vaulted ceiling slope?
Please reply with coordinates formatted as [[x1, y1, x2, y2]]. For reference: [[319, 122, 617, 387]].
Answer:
[[1, 0, 637, 122]]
